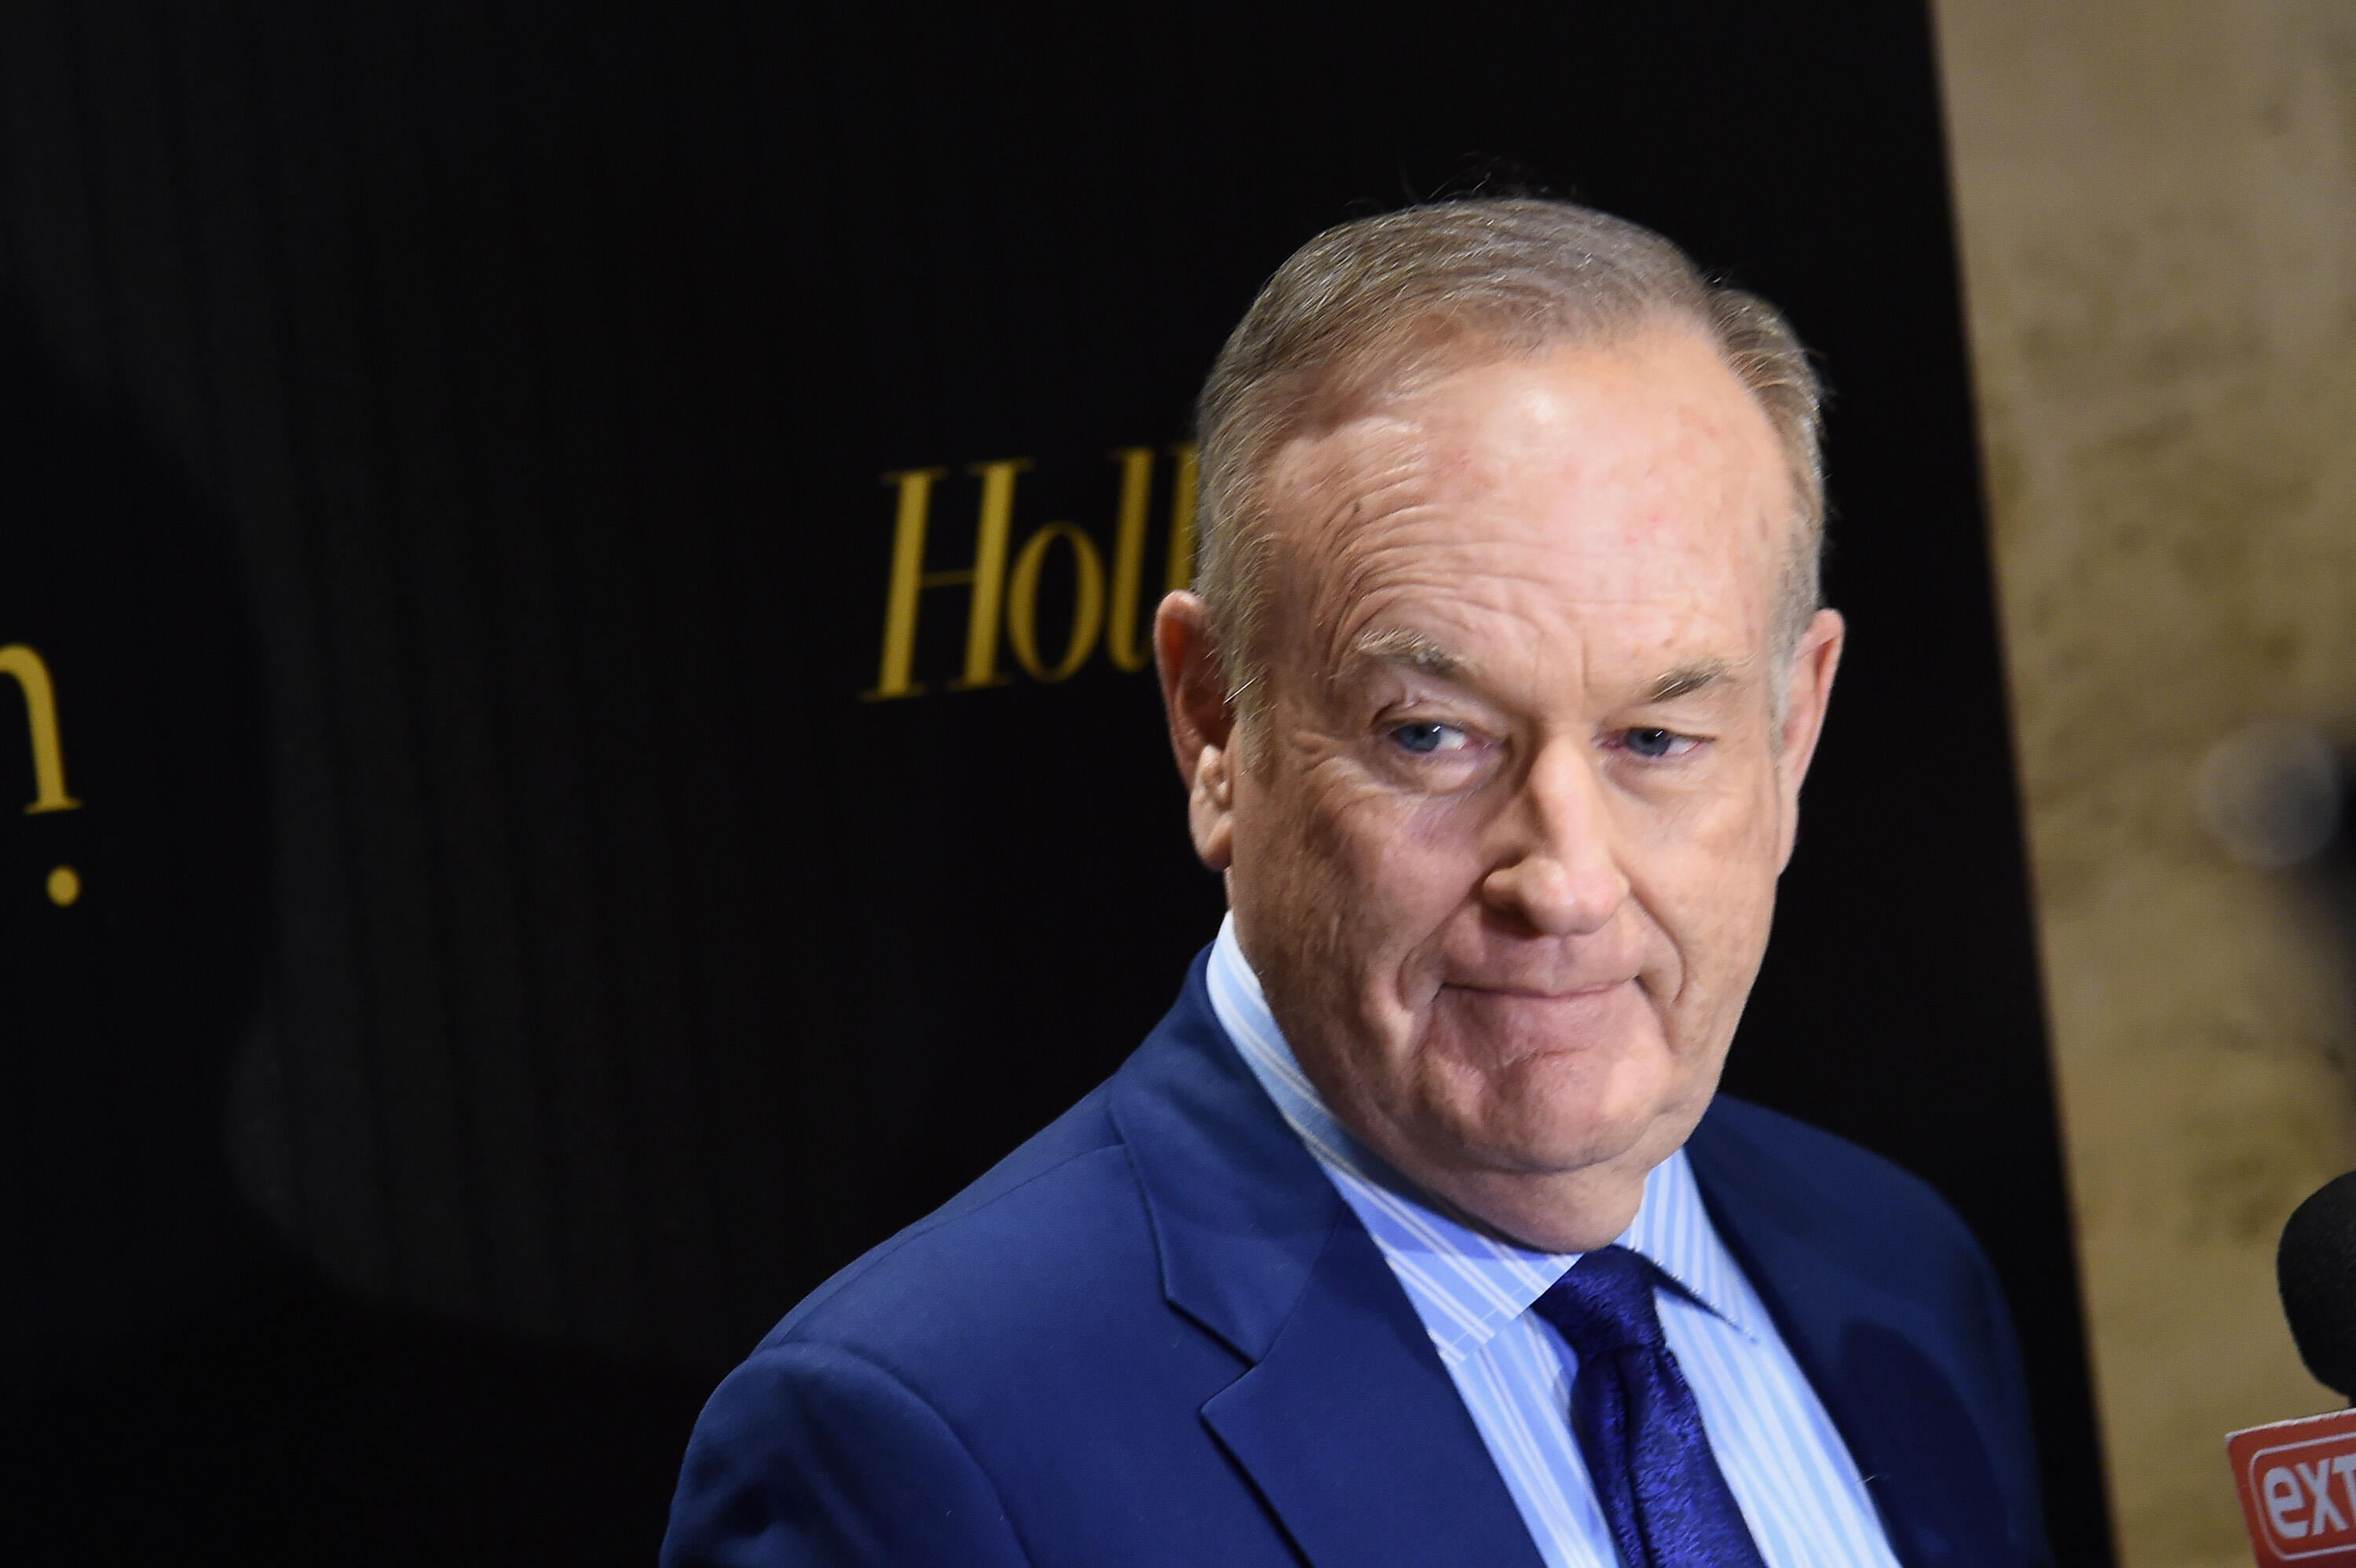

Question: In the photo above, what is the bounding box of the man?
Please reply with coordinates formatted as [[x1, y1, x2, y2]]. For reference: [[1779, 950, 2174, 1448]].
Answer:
[[664, 199, 2052, 1567]]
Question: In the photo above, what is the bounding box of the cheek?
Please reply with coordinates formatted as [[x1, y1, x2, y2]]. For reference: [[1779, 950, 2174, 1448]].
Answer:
[[1670, 874, 1775, 989], [1327, 789, 1494, 940], [1241, 769, 1483, 963], [1633, 780, 1786, 986]]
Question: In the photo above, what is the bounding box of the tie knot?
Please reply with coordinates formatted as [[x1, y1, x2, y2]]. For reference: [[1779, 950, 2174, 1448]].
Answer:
[[1533, 1244, 1666, 1358]]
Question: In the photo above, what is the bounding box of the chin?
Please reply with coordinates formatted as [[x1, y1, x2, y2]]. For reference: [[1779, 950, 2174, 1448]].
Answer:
[[1451, 1049, 1694, 1176]]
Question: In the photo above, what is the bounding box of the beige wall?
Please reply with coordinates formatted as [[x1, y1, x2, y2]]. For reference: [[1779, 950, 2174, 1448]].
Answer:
[[1933, 3, 2356, 1563]]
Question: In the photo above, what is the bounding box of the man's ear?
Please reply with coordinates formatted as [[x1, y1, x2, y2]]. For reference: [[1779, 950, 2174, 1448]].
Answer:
[[1154, 591, 1238, 872], [1773, 607, 1846, 869]]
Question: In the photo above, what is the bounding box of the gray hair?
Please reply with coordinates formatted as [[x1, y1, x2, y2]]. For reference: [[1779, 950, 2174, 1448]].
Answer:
[[1191, 198, 1825, 720]]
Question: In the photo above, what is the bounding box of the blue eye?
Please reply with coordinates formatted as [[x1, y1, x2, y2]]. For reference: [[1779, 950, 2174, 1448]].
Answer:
[[1392, 722, 1455, 755], [1624, 727, 1677, 759]]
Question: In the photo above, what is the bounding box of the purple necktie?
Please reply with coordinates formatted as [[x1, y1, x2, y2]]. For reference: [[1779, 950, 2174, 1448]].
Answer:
[[1531, 1245, 1769, 1568]]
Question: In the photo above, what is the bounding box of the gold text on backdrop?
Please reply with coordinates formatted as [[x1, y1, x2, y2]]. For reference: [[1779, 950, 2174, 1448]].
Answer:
[[863, 444, 1198, 700], [0, 643, 79, 814]]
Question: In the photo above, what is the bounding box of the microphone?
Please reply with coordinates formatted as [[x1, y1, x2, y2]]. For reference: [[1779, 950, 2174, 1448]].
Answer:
[[2226, 1175, 2356, 1563], [2283, 1175, 2356, 1402]]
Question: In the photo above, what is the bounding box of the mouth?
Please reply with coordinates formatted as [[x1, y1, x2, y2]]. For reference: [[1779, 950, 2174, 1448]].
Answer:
[[1438, 977, 1639, 1001], [1425, 978, 1652, 1062]]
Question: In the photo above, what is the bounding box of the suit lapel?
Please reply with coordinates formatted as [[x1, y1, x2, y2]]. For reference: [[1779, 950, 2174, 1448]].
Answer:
[[1201, 1215, 1548, 1568], [1110, 956, 1546, 1568]]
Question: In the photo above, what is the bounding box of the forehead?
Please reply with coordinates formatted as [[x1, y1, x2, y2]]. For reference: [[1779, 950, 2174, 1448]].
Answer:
[[1260, 324, 1793, 680]]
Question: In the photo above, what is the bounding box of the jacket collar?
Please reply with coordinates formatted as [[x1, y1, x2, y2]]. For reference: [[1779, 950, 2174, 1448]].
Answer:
[[1107, 950, 1546, 1568]]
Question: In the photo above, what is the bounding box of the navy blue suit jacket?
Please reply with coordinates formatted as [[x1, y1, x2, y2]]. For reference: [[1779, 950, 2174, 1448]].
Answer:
[[664, 953, 2053, 1566]]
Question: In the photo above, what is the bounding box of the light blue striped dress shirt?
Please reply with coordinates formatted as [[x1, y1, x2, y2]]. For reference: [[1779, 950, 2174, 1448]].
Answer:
[[1206, 916, 1902, 1568]]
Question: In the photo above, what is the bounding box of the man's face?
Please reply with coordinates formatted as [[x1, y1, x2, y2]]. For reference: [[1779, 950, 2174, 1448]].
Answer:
[[1169, 321, 1842, 1248]]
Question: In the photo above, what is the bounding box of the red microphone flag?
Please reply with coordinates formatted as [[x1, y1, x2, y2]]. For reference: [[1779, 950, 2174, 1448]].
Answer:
[[2231, 1408, 2356, 1564]]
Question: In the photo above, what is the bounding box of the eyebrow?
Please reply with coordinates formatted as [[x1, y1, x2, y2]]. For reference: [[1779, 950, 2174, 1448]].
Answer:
[[1347, 628, 1474, 683], [1642, 662, 1731, 704]]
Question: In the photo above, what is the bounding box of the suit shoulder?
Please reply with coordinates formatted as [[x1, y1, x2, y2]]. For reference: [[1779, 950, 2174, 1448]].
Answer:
[[1691, 1097, 2051, 1563], [1691, 1095, 1985, 1263], [764, 1082, 1158, 1365]]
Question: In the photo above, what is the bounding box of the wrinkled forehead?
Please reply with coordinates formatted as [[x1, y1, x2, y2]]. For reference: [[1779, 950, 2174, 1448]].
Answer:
[[1257, 327, 1796, 667]]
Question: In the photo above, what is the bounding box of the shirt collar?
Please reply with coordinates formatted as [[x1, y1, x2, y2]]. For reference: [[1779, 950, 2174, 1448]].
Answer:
[[1206, 913, 1760, 1361]]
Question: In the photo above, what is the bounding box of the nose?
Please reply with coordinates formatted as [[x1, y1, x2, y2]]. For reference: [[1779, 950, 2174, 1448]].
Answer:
[[1477, 737, 1630, 936]]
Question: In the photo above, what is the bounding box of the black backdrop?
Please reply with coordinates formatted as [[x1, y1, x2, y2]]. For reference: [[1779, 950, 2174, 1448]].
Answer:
[[0, 1, 2113, 1562]]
